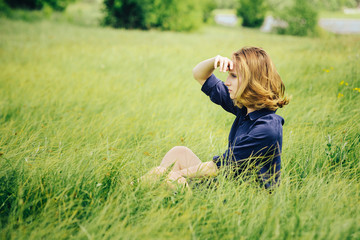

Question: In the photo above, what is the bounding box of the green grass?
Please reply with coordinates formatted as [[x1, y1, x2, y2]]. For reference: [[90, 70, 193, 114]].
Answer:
[[1, 6, 360, 240], [0, 0, 104, 27], [319, 10, 360, 19], [213, 8, 360, 19], [213, 9, 237, 15]]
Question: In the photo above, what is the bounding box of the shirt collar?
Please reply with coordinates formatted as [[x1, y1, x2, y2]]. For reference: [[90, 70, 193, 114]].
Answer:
[[248, 108, 276, 121]]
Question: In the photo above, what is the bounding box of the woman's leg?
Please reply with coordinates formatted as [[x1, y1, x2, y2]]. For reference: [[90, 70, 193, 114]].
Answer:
[[140, 146, 201, 185], [160, 146, 202, 171], [140, 146, 217, 186], [160, 146, 218, 181]]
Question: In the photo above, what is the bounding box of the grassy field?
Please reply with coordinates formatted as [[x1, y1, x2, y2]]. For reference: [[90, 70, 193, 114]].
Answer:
[[213, 8, 360, 19], [1, 6, 360, 240], [319, 10, 360, 19]]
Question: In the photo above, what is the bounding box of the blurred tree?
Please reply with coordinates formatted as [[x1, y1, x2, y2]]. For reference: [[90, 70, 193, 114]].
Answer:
[[0, 0, 12, 16], [103, 0, 147, 29], [202, 0, 217, 23], [103, 0, 214, 31], [236, 0, 267, 27], [149, 0, 204, 31], [275, 0, 318, 36], [4, 0, 74, 11], [215, 0, 237, 9]]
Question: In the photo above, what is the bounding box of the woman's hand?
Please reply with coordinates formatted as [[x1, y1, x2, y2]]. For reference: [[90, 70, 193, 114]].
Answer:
[[214, 55, 234, 73], [167, 171, 188, 185], [193, 55, 234, 86]]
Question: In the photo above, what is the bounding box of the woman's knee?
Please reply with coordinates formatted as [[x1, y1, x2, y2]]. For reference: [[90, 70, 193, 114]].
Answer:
[[161, 146, 200, 170], [168, 146, 191, 155]]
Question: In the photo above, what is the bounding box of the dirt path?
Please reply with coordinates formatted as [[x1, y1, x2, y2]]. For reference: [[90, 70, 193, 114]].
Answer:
[[215, 14, 360, 34], [318, 18, 360, 34]]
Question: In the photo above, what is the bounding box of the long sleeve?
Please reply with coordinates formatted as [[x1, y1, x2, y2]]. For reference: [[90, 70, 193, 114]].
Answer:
[[201, 74, 240, 115]]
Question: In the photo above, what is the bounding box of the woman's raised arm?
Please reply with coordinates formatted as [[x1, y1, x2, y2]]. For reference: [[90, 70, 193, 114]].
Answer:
[[192, 55, 233, 86]]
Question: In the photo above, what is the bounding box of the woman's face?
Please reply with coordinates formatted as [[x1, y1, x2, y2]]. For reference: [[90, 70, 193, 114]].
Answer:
[[225, 69, 241, 99]]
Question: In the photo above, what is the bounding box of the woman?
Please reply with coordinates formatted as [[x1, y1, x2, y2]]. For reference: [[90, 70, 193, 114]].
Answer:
[[142, 47, 289, 189]]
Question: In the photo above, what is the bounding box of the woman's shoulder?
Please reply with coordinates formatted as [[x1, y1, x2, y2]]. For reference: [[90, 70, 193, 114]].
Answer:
[[250, 113, 284, 140], [258, 113, 284, 125], [248, 108, 284, 126]]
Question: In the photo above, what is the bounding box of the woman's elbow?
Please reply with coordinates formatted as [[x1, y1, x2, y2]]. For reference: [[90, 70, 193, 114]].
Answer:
[[192, 67, 200, 81]]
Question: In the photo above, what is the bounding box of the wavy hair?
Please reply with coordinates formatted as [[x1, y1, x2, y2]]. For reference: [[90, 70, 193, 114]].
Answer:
[[232, 47, 289, 111]]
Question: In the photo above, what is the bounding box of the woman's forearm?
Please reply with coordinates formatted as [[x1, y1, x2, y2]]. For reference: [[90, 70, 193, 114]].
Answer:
[[176, 161, 218, 178], [192, 57, 216, 86]]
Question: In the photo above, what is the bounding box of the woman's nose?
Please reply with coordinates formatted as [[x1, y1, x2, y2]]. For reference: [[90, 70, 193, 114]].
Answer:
[[225, 79, 230, 86]]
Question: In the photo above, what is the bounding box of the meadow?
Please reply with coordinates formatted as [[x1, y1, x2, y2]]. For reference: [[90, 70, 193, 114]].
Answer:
[[0, 7, 360, 239]]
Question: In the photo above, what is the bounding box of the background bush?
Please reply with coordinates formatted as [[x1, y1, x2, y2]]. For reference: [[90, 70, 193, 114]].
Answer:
[[147, 0, 204, 31], [202, 0, 217, 23], [312, 0, 358, 11], [274, 0, 318, 36], [3, 0, 74, 11], [236, 0, 267, 28], [103, 0, 214, 31], [215, 0, 237, 9], [0, 0, 12, 17], [102, 0, 149, 29]]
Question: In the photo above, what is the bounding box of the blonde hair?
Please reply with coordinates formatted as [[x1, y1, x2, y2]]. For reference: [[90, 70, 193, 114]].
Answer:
[[232, 47, 289, 111]]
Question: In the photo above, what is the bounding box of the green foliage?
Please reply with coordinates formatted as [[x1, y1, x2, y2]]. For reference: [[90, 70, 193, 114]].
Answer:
[[0, 0, 12, 17], [147, 0, 204, 31], [236, 0, 267, 28], [312, 0, 357, 11], [0, 166, 18, 225], [102, 0, 148, 29], [325, 133, 360, 171], [215, 0, 237, 9], [275, 0, 318, 36], [4, 0, 42, 10], [3, 0, 74, 11], [202, 0, 217, 23], [103, 0, 213, 31], [44, 0, 73, 11]]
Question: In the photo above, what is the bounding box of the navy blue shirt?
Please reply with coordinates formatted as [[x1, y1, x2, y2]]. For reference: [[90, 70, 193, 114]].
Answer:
[[201, 74, 284, 189]]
